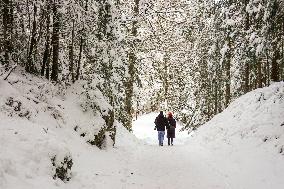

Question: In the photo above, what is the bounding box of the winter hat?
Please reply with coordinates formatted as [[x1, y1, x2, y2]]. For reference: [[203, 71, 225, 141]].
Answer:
[[168, 112, 173, 117]]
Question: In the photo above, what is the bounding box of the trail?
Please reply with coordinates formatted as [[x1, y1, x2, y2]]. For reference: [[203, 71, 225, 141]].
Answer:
[[118, 144, 230, 189], [117, 113, 230, 189], [123, 110, 284, 189]]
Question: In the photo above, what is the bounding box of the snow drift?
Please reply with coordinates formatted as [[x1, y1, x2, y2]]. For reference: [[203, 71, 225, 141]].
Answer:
[[0, 69, 138, 189], [188, 82, 284, 188], [192, 82, 284, 153]]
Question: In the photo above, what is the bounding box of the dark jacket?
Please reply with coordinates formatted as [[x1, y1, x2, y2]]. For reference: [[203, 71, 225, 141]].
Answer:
[[154, 114, 168, 131], [167, 117, 176, 138]]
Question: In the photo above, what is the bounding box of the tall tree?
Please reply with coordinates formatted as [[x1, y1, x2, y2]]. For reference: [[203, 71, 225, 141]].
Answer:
[[124, 0, 139, 131], [26, 2, 37, 73], [76, 0, 88, 81], [41, 0, 51, 78], [50, 0, 60, 82], [2, 0, 13, 69], [69, 19, 75, 83], [269, 0, 282, 82]]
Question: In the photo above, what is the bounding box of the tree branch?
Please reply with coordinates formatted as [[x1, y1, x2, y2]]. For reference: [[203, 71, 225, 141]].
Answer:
[[2, 64, 17, 80]]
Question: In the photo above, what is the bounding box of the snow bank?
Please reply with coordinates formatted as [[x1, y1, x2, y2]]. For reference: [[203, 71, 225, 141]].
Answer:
[[0, 68, 140, 189], [189, 82, 284, 188], [192, 82, 284, 153]]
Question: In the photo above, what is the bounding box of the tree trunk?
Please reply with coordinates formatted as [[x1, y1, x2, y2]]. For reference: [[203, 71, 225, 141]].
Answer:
[[50, 0, 60, 82], [34, 6, 45, 67], [46, 47, 52, 80], [76, 37, 83, 81], [263, 58, 267, 86], [26, 3, 37, 73], [69, 19, 75, 83], [213, 78, 218, 115], [266, 49, 270, 85], [164, 56, 169, 111], [271, 48, 280, 82], [257, 58, 262, 88], [124, 0, 139, 131], [75, 0, 88, 81], [270, 0, 280, 82], [244, 6, 250, 93], [3, 0, 13, 69], [225, 37, 231, 108], [244, 62, 250, 92], [125, 51, 136, 130], [281, 25, 284, 81], [41, 2, 51, 77], [26, 0, 31, 58]]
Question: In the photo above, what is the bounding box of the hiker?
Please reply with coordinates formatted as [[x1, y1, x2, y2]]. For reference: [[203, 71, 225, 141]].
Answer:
[[166, 112, 176, 146], [154, 111, 169, 146]]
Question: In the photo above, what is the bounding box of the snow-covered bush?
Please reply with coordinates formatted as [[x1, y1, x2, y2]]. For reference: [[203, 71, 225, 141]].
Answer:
[[87, 127, 107, 149], [1, 97, 32, 119], [79, 80, 112, 114], [34, 82, 67, 103], [51, 154, 73, 182], [73, 118, 116, 149], [74, 80, 116, 149]]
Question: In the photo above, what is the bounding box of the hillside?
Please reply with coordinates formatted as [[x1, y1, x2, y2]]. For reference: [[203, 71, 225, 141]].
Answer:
[[0, 69, 139, 189], [192, 81, 284, 153], [187, 82, 284, 188]]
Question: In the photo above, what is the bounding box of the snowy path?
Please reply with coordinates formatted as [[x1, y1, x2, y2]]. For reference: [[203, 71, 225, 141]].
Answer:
[[116, 113, 230, 189], [117, 144, 229, 189], [113, 112, 284, 189]]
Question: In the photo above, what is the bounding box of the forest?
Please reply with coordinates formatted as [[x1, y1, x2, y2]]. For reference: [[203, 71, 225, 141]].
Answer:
[[1, 0, 284, 132], [1, 1, 284, 188]]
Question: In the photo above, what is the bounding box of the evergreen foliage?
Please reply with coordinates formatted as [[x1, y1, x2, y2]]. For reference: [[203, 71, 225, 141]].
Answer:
[[1, 0, 283, 132]]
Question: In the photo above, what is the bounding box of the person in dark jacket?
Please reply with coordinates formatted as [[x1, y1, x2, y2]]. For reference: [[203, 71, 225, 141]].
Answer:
[[166, 112, 176, 146], [154, 111, 169, 146]]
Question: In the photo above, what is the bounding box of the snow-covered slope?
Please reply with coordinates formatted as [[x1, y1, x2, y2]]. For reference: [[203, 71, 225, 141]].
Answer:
[[192, 82, 284, 152], [0, 69, 140, 189], [188, 82, 284, 188]]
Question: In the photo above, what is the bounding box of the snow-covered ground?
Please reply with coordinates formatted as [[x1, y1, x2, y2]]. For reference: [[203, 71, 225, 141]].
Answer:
[[1, 70, 284, 189]]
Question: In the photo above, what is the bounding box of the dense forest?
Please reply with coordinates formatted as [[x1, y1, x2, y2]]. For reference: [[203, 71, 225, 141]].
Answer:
[[1, 0, 284, 132]]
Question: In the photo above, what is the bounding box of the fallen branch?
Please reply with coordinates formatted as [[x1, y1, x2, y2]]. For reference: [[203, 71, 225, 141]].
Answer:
[[2, 64, 17, 80]]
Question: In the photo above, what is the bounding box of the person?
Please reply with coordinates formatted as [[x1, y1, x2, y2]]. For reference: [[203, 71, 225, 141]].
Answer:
[[166, 112, 176, 146], [154, 111, 168, 146]]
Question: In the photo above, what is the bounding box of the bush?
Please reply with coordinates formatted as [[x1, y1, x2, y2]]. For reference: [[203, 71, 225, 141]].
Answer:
[[2, 97, 31, 119], [51, 155, 73, 182]]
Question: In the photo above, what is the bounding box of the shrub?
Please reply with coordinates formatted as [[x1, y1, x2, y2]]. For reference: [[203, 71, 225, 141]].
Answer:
[[51, 155, 73, 182]]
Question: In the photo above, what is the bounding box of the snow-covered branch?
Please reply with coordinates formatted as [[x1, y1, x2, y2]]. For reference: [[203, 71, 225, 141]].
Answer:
[[1, 64, 17, 81]]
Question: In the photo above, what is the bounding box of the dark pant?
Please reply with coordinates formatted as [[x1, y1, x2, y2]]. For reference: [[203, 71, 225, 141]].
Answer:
[[168, 138, 173, 145]]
